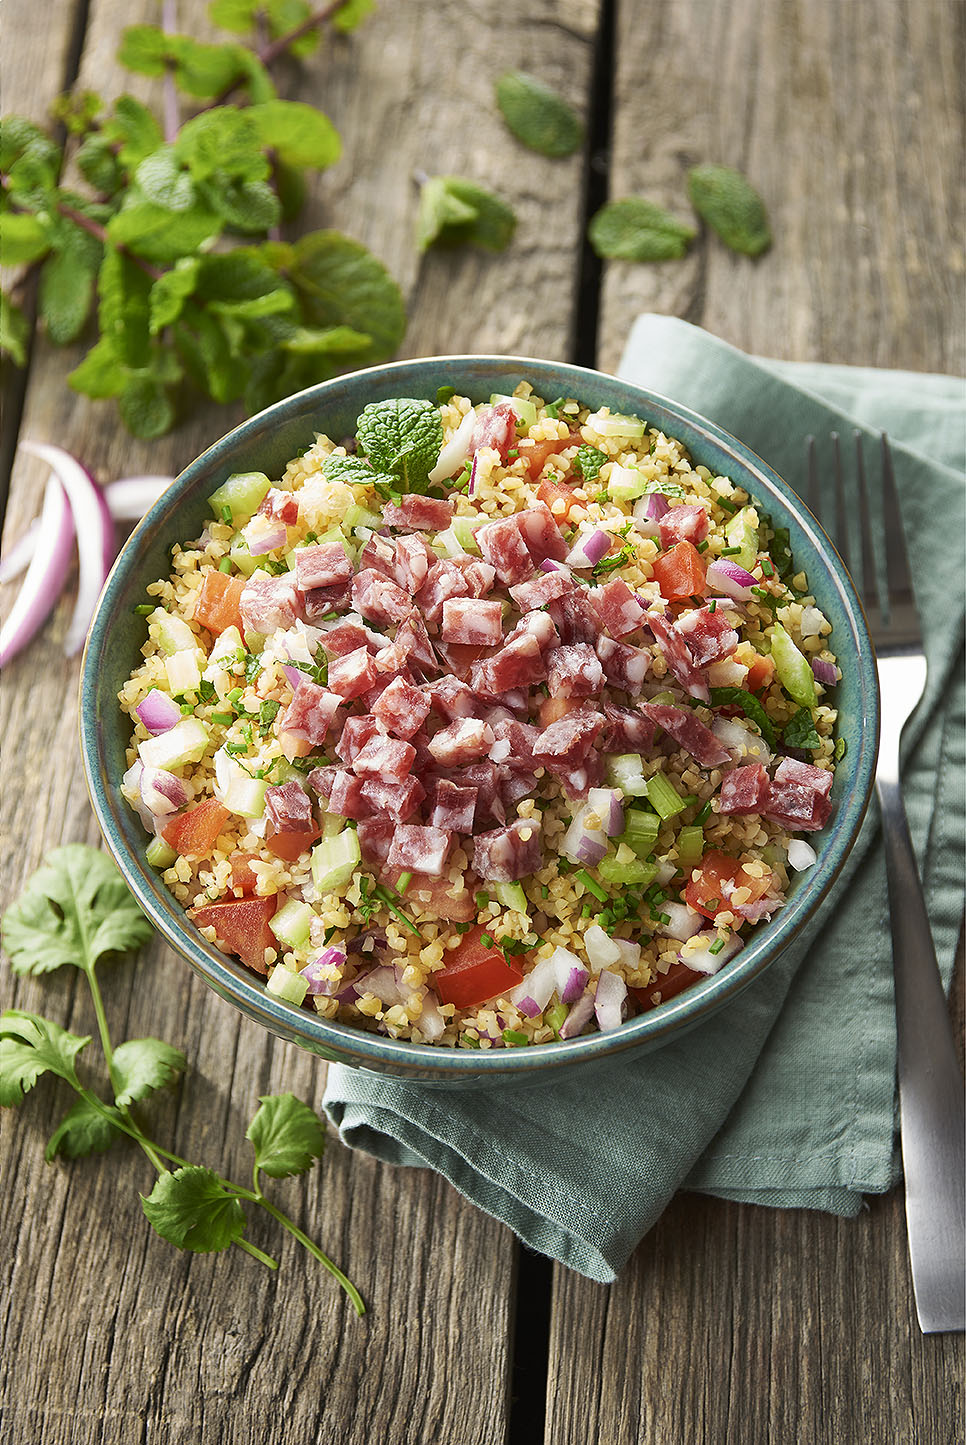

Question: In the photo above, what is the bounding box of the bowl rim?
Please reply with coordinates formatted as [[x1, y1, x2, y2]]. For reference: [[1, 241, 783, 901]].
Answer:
[[80, 353, 879, 1074]]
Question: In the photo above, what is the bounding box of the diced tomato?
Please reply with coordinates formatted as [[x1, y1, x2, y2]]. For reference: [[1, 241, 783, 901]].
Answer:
[[538, 694, 582, 727], [523, 430, 582, 482], [630, 960, 703, 1011], [744, 652, 775, 693], [194, 570, 245, 636], [189, 894, 279, 974], [684, 849, 773, 920], [162, 798, 231, 858], [652, 540, 707, 602], [382, 866, 476, 922], [229, 851, 259, 894], [264, 823, 320, 863], [430, 924, 527, 1008], [536, 475, 580, 523]]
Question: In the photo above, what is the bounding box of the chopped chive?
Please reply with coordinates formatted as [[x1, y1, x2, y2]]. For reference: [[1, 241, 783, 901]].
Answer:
[[658, 912, 671, 925], [210, 711, 234, 726], [227, 687, 243, 702], [475, 891, 490, 909], [708, 599, 717, 613], [709, 936, 727, 955], [545, 1001, 568, 1036], [133, 603, 153, 615], [503, 1029, 530, 1047], [573, 869, 608, 902], [396, 871, 412, 895], [541, 885, 549, 899], [460, 1034, 481, 1048], [717, 496, 737, 514], [480, 932, 494, 948], [835, 737, 848, 761], [507, 448, 519, 458], [705, 897, 720, 911], [180, 702, 193, 715], [693, 798, 714, 826], [218, 557, 232, 574], [696, 540, 709, 554], [761, 558, 774, 577], [719, 545, 743, 557], [220, 504, 232, 523]]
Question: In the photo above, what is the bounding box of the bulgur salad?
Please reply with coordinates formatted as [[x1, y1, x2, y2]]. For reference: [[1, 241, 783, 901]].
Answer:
[[119, 384, 842, 1049]]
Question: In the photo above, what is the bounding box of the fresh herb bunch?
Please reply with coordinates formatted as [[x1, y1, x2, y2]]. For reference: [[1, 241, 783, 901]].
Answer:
[[1, 845, 364, 1313], [0, 0, 404, 439]]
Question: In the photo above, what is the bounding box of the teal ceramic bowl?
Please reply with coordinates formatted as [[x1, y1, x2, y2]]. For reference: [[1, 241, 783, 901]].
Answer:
[[81, 356, 878, 1085]]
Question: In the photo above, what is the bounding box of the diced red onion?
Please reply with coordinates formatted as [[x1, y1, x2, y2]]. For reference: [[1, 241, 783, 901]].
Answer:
[[811, 657, 838, 686], [281, 663, 304, 691], [583, 923, 622, 971], [594, 969, 627, 1032], [705, 559, 757, 601], [122, 761, 157, 832], [299, 947, 348, 995], [642, 491, 670, 520], [657, 902, 705, 940], [509, 954, 557, 1018], [418, 992, 446, 1041], [541, 557, 572, 575], [550, 947, 590, 1005], [356, 964, 411, 1008], [20, 440, 117, 655], [0, 474, 74, 667], [429, 406, 476, 484], [787, 839, 818, 871], [135, 687, 183, 735], [566, 528, 611, 568], [244, 514, 287, 556], [586, 787, 623, 837], [712, 715, 771, 765], [612, 937, 642, 971], [558, 991, 596, 1040], [467, 453, 481, 498], [140, 766, 188, 814], [678, 931, 742, 976], [346, 930, 388, 955]]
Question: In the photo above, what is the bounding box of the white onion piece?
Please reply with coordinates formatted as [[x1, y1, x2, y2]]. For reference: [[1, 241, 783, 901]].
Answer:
[[550, 946, 588, 1003], [0, 475, 74, 667], [594, 969, 627, 1032], [586, 787, 624, 837], [583, 923, 622, 972], [428, 406, 476, 484], [654, 859, 678, 886], [705, 559, 756, 601], [509, 954, 558, 1018], [612, 937, 642, 971], [244, 514, 287, 556], [418, 991, 447, 1041], [799, 605, 825, 638], [122, 761, 157, 832], [657, 902, 705, 940], [787, 839, 818, 871], [679, 931, 742, 976], [558, 991, 596, 1040], [20, 440, 117, 655], [711, 715, 771, 765]]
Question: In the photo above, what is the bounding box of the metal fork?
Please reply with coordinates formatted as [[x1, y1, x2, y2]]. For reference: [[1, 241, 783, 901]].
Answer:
[[805, 431, 965, 1334]]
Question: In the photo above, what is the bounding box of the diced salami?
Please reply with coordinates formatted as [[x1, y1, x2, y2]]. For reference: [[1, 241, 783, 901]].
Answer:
[[487, 717, 541, 768], [595, 634, 649, 694], [499, 769, 539, 806], [429, 779, 478, 833], [278, 679, 341, 747], [459, 761, 507, 826], [590, 578, 648, 639], [327, 644, 380, 701], [763, 781, 832, 831], [452, 557, 497, 597], [472, 632, 546, 694], [533, 709, 604, 774], [240, 572, 299, 634], [718, 762, 770, 815], [427, 717, 495, 765], [514, 503, 569, 564], [416, 559, 472, 624], [301, 583, 350, 623], [258, 487, 299, 526], [358, 534, 398, 580], [356, 817, 395, 866], [371, 674, 431, 739], [264, 781, 313, 832], [559, 751, 606, 801], [325, 769, 373, 821], [306, 765, 339, 799], [773, 757, 834, 796], [547, 589, 601, 645], [320, 620, 376, 657], [600, 703, 657, 754], [351, 568, 414, 626], [648, 612, 710, 701], [351, 733, 417, 782], [475, 516, 535, 586], [676, 605, 739, 667], [359, 775, 425, 821], [393, 534, 433, 594], [641, 702, 731, 768], [294, 541, 351, 592], [335, 713, 382, 764], [390, 613, 437, 674], [387, 823, 453, 877], [441, 596, 504, 646], [382, 494, 455, 530], [470, 402, 517, 461], [427, 675, 480, 721], [472, 818, 543, 882], [546, 643, 605, 699], [659, 504, 710, 549], [509, 569, 575, 612], [506, 609, 559, 653]]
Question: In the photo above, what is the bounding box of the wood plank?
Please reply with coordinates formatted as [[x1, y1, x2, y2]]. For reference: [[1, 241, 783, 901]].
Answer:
[[549, 0, 965, 1440], [0, 2, 599, 1441]]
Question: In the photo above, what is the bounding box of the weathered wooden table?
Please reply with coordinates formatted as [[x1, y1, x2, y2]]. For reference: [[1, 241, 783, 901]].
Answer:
[[2, 2, 963, 1441]]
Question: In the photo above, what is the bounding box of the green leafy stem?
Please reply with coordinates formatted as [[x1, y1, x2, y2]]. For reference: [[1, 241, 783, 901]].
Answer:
[[1, 845, 364, 1315]]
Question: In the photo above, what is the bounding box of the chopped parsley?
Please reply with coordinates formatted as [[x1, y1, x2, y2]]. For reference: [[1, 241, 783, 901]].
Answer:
[[258, 699, 281, 737], [243, 652, 262, 684], [709, 686, 778, 748]]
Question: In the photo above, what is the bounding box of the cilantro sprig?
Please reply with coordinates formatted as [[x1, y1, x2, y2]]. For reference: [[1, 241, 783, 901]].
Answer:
[[1, 845, 364, 1313]]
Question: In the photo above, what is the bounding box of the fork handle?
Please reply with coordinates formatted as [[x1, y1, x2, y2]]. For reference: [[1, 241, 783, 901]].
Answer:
[[877, 775, 966, 1333]]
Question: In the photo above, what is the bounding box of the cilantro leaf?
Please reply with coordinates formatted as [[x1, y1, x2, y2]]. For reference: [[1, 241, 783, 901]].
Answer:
[[495, 71, 583, 158], [572, 445, 607, 482], [416, 176, 516, 253], [141, 1166, 247, 1252], [246, 1093, 327, 1178], [112, 1037, 187, 1108], [783, 706, 821, 751], [588, 197, 695, 263], [687, 164, 772, 257], [0, 1011, 90, 1105], [709, 687, 778, 749], [1, 844, 152, 978], [45, 1096, 124, 1161], [356, 397, 443, 491]]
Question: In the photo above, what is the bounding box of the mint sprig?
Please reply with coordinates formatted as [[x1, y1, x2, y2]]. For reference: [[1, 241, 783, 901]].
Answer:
[[357, 397, 443, 492], [1, 845, 364, 1313]]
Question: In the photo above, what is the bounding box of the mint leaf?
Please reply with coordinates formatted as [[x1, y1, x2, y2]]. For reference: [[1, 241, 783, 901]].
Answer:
[[588, 197, 695, 262], [246, 1093, 326, 1178], [248, 100, 341, 170], [687, 164, 771, 257], [0, 212, 51, 266], [357, 397, 443, 491], [141, 1166, 246, 1252], [332, 0, 374, 32], [176, 107, 268, 183], [108, 201, 222, 264], [783, 706, 821, 751], [76, 134, 124, 195], [46, 1096, 123, 1161], [101, 95, 164, 169], [68, 336, 126, 399], [416, 176, 516, 253], [288, 230, 406, 369], [279, 324, 369, 355], [112, 1037, 187, 1108], [150, 258, 201, 334], [0, 1011, 90, 1105], [50, 89, 103, 136], [321, 453, 393, 487], [572, 445, 607, 482], [208, 0, 260, 31], [39, 247, 96, 344], [0, 293, 30, 367], [709, 687, 778, 749], [134, 147, 197, 211], [1, 844, 152, 977], [119, 374, 177, 438], [202, 176, 280, 234], [495, 71, 583, 158], [1, 117, 61, 202]]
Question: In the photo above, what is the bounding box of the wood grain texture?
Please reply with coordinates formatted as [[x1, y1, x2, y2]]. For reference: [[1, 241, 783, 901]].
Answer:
[[0, 2, 597, 1442]]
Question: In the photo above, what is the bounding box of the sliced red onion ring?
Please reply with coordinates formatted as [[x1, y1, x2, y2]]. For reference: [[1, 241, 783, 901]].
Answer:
[[594, 969, 627, 1032], [705, 559, 757, 601], [135, 688, 183, 735], [811, 657, 838, 686], [0, 475, 74, 667], [565, 527, 611, 568], [20, 440, 117, 655], [558, 991, 596, 1039], [0, 475, 173, 584], [428, 406, 476, 484]]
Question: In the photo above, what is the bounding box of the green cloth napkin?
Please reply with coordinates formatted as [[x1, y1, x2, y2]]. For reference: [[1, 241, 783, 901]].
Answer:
[[323, 318, 965, 1282]]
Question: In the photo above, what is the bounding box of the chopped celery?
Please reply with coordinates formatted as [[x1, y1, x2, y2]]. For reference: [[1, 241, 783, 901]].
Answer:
[[228, 532, 260, 577], [606, 464, 649, 502], [145, 836, 176, 869], [432, 527, 468, 559], [208, 471, 271, 523], [604, 753, 650, 797], [311, 830, 361, 895], [645, 772, 688, 820], [269, 899, 314, 949], [164, 648, 204, 697], [621, 807, 661, 856], [646, 690, 676, 705], [149, 609, 196, 655], [598, 844, 657, 887], [769, 623, 817, 707], [451, 515, 483, 554], [588, 410, 646, 439], [545, 1001, 569, 1036], [724, 506, 759, 571], [266, 966, 308, 1006], [489, 393, 537, 428], [493, 881, 530, 917], [343, 503, 383, 532], [321, 811, 348, 838], [676, 825, 705, 868], [138, 717, 209, 770]]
